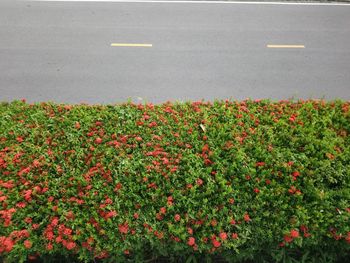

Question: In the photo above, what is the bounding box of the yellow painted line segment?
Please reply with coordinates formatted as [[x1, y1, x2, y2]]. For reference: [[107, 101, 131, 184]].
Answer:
[[111, 43, 152, 47], [267, 44, 305, 48]]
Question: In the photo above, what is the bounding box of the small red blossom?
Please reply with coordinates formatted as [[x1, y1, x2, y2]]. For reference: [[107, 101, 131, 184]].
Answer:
[[148, 121, 157, 128], [46, 243, 53, 250], [290, 229, 299, 238], [156, 213, 163, 220], [196, 178, 203, 186], [284, 235, 293, 243], [187, 237, 195, 246], [160, 207, 167, 214], [292, 171, 300, 177], [133, 213, 139, 219], [212, 238, 221, 248], [51, 217, 59, 226], [219, 232, 227, 240], [24, 217, 32, 224], [24, 240, 32, 249], [95, 137, 102, 144], [232, 233, 238, 239], [66, 241, 76, 250], [118, 223, 129, 234], [114, 183, 122, 192], [254, 188, 260, 193], [187, 228, 193, 235], [0, 237, 14, 252], [55, 236, 62, 244], [256, 162, 265, 167], [243, 213, 251, 222], [174, 214, 181, 222], [105, 210, 117, 219]]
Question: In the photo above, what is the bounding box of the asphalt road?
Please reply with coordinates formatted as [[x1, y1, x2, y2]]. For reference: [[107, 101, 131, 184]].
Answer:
[[0, 0, 350, 104]]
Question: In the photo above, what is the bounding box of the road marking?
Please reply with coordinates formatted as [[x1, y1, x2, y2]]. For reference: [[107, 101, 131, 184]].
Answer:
[[28, 1, 350, 6], [267, 44, 305, 48], [111, 43, 152, 47]]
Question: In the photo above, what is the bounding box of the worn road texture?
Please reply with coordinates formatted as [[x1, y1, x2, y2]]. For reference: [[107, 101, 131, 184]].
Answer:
[[0, 0, 349, 104]]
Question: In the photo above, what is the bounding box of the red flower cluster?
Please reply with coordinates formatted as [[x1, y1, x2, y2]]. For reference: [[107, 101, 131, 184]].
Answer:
[[283, 229, 300, 243]]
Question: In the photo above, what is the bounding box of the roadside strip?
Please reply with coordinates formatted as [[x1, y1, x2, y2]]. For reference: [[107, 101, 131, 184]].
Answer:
[[28, 0, 350, 7]]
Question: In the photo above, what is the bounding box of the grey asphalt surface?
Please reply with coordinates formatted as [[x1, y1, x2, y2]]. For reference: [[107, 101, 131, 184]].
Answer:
[[0, 0, 350, 104]]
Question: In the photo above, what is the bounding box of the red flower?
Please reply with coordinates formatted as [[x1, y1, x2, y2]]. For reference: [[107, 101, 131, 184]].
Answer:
[[256, 162, 265, 167], [229, 198, 235, 204], [254, 188, 260, 193], [95, 137, 102, 144], [196, 178, 203, 186], [32, 159, 40, 168], [51, 217, 59, 226], [118, 223, 129, 234], [219, 232, 227, 240], [66, 241, 76, 250], [103, 211, 116, 219], [24, 240, 32, 249], [148, 121, 157, 128], [289, 115, 296, 122], [230, 219, 236, 225], [160, 207, 167, 214], [46, 243, 53, 250], [187, 228, 193, 235], [292, 171, 300, 177], [288, 186, 297, 194], [174, 214, 181, 222], [133, 213, 139, 219], [243, 213, 251, 222], [187, 237, 195, 246], [284, 235, 293, 243], [290, 229, 299, 238], [55, 236, 62, 244], [300, 225, 308, 233], [24, 217, 32, 224], [212, 238, 221, 248], [231, 233, 238, 239], [186, 184, 193, 189], [0, 237, 14, 252], [114, 183, 122, 192]]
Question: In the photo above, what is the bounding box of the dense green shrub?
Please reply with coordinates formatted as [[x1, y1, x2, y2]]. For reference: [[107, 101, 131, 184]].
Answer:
[[0, 99, 349, 263]]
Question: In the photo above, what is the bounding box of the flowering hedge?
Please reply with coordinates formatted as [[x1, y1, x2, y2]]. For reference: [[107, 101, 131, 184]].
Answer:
[[0, 99, 349, 263]]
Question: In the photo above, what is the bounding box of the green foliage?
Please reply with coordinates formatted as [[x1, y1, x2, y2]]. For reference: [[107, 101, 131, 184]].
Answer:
[[0, 99, 349, 262]]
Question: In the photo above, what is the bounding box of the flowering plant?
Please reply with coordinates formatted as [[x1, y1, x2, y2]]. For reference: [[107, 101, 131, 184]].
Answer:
[[0, 99, 349, 262]]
